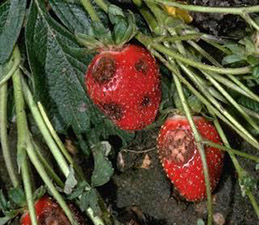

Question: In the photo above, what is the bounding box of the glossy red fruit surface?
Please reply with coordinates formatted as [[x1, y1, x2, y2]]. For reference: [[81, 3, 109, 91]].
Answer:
[[85, 44, 161, 131], [21, 196, 71, 225], [157, 115, 224, 202]]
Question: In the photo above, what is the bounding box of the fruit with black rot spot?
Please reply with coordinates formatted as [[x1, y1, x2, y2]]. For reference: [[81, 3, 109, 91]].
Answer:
[[20, 195, 86, 225], [85, 44, 161, 131], [157, 115, 224, 202]]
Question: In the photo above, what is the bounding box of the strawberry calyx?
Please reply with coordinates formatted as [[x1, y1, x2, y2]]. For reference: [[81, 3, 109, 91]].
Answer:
[[76, 5, 136, 51]]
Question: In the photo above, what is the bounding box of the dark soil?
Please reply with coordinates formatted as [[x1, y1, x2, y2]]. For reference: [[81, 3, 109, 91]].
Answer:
[[107, 130, 259, 225], [190, 0, 259, 38]]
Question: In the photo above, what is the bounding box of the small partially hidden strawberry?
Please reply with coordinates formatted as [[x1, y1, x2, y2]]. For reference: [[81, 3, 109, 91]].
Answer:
[[21, 196, 86, 225], [85, 44, 161, 131], [157, 115, 224, 202]]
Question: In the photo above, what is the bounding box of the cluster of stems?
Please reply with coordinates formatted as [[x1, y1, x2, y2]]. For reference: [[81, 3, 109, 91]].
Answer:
[[0, 46, 108, 225]]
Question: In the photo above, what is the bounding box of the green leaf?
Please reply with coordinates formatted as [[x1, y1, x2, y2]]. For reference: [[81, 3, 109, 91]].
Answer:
[[247, 55, 259, 66], [33, 186, 47, 201], [242, 37, 256, 55], [238, 96, 259, 114], [79, 189, 100, 214], [0, 0, 26, 63], [8, 187, 25, 207], [224, 43, 246, 56], [64, 166, 78, 194], [222, 54, 245, 65], [25, 0, 101, 134], [0, 216, 11, 225], [239, 172, 257, 197], [88, 118, 135, 146], [67, 181, 90, 200], [252, 66, 259, 79], [188, 94, 203, 113], [91, 142, 114, 187], [87, 189, 100, 214], [0, 190, 8, 211], [197, 218, 205, 225], [92, 22, 113, 44], [108, 5, 136, 46], [49, 0, 92, 34]]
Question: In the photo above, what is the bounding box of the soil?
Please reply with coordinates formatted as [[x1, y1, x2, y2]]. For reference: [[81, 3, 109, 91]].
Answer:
[[190, 0, 259, 38], [101, 129, 259, 225]]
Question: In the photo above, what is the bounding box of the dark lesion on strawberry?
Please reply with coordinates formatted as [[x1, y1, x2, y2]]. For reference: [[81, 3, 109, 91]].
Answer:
[[101, 102, 124, 120], [92, 56, 116, 84], [161, 129, 195, 165], [135, 58, 148, 74], [141, 96, 150, 107], [37, 205, 70, 225]]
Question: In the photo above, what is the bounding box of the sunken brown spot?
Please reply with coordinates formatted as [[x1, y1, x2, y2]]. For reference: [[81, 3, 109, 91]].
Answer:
[[102, 102, 124, 120], [160, 129, 195, 164], [38, 206, 70, 225], [141, 96, 150, 107], [135, 58, 148, 74], [92, 56, 116, 84]]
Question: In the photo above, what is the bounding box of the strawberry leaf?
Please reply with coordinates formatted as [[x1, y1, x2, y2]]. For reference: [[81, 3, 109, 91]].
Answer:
[[238, 96, 259, 113], [91, 142, 114, 187], [0, 216, 11, 225], [222, 54, 245, 65], [8, 187, 25, 207], [26, 0, 98, 134], [49, 0, 92, 34], [0, 0, 26, 64]]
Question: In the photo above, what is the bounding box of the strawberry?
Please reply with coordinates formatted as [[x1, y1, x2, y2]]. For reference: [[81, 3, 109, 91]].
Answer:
[[85, 44, 161, 131], [157, 115, 224, 202], [20, 196, 85, 225]]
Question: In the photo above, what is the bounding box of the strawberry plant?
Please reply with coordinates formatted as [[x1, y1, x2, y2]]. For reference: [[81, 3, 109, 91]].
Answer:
[[0, 0, 259, 225]]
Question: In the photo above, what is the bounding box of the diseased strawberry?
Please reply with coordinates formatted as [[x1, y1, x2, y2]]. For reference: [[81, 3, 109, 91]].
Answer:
[[21, 196, 86, 225], [85, 44, 161, 131], [157, 115, 224, 202]]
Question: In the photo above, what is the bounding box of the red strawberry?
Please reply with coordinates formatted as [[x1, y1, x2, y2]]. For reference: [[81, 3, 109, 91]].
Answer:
[[21, 196, 86, 225], [157, 115, 224, 202], [85, 44, 161, 131]]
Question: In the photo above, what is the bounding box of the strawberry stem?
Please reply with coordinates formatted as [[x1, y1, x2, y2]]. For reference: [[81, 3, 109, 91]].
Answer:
[[26, 137, 78, 225], [173, 72, 213, 225], [80, 0, 101, 22], [151, 41, 251, 75], [132, 1, 162, 35], [37, 102, 85, 181], [0, 46, 20, 86], [202, 71, 259, 133], [0, 82, 19, 187], [21, 79, 70, 177], [202, 141, 259, 162], [211, 115, 259, 218], [33, 142, 65, 188], [12, 69, 38, 225], [154, 33, 202, 43], [148, 48, 259, 150], [147, 0, 259, 14], [94, 0, 109, 12], [179, 63, 259, 148], [242, 13, 259, 31]]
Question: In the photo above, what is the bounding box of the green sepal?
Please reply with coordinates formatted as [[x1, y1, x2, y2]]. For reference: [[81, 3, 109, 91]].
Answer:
[[108, 5, 137, 47], [76, 4, 137, 50], [8, 187, 26, 207]]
